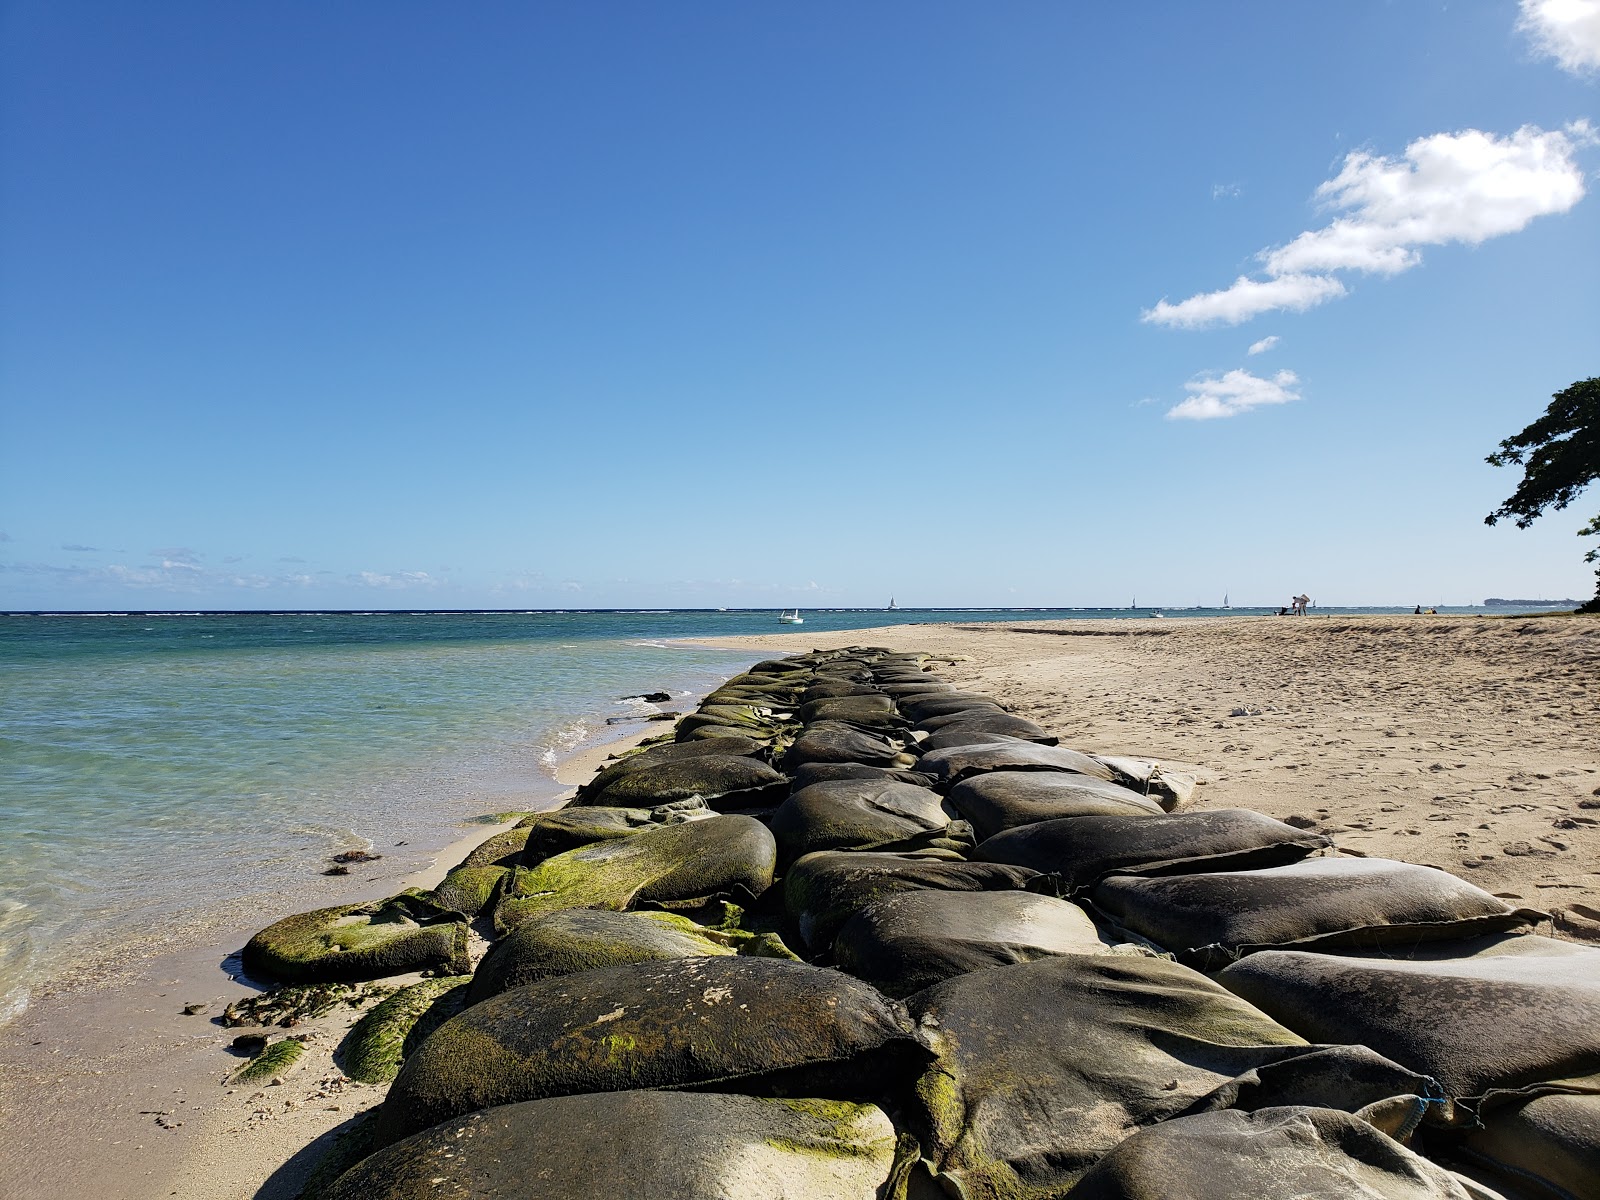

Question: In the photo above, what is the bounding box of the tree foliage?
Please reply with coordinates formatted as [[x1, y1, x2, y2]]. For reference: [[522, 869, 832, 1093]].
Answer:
[[1486, 376, 1600, 612]]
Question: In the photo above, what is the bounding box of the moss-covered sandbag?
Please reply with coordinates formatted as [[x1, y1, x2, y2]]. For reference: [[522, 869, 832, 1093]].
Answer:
[[518, 798, 712, 864], [783, 721, 909, 770], [900, 954, 1443, 1198], [447, 824, 530, 871], [768, 779, 955, 866], [372, 955, 934, 1150], [493, 813, 776, 933], [914, 738, 1118, 787], [575, 754, 789, 810], [950, 771, 1165, 838], [242, 891, 469, 983], [468, 907, 774, 1001], [426, 864, 507, 918], [230, 1036, 305, 1084], [1216, 935, 1600, 1107], [917, 714, 1057, 750], [339, 977, 470, 1083], [975, 809, 1331, 892], [1069, 1106, 1483, 1200], [784, 850, 1038, 955], [574, 736, 765, 802], [832, 890, 1108, 997], [1092, 857, 1541, 970], [321, 1091, 904, 1200]]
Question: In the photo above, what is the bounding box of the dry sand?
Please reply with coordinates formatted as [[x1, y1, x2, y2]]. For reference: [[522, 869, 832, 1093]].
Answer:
[[4, 613, 1596, 1198]]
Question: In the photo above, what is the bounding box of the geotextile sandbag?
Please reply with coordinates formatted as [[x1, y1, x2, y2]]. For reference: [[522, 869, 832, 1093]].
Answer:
[[467, 907, 795, 1002], [951, 771, 1165, 839], [788, 761, 937, 791], [917, 714, 1057, 750], [768, 778, 955, 866], [575, 754, 789, 810], [975, 809, 1331, 892], [783, 850, 1038, 954], [1455, 1092, 1600, 1200], [574, 736, 765, 802], [242, 890, 469, 983], [1215, 935, 1600, 1106], [373, 955, 934, 1149], [899, 693, 1008, 722], [339, 977, 471, 1084], [900, 954, 1443, 1199], [1091, 857, 1541, 970], [783, 721, 910, 770], [426, 864, 508, 918], [493, 813, 776, 933], [322, 1091, 904, 1200], [795, 694, 898, 725], [1091, 754, 1197, 810], [1069, 1106, 1485, 1200], [450, 825, 530, 870], [914, 737, 1117, 787], [517, 798, 713, 864], [831, 889, 1107, 997]]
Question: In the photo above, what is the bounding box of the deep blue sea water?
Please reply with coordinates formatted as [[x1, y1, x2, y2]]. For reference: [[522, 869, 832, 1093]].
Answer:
[[0, 604, 1518, 1018]]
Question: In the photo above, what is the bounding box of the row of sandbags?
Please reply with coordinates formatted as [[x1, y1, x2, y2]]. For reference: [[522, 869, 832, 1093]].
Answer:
[[236, 647, 1597, 1200]]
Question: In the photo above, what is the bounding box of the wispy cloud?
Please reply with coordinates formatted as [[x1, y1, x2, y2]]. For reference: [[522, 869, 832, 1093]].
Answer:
[[356, 570, 441, 589], [61, 543, 101, 552], [0, 531, 12, 543], [1519, 0, 1600, 75], [1212, 182, 1242, 200], [1167, 368, 1301, 421], [1144, 124, 1590, 328], [1247, 335, 1280, 355], [150, 546, 201, 565]]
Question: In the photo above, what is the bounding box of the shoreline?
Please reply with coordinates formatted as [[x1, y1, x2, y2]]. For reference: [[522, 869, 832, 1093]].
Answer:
[[0, 682, 748, 1200]]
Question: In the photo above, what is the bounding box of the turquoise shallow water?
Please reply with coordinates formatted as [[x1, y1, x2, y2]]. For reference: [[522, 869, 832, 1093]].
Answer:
[[0, 605, 1503, 1018]]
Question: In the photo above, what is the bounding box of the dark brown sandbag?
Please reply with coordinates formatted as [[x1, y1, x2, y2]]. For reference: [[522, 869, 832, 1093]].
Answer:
[[788, 761, 937, 791], [783, 850, 1038, 955], [908, 704, 1008, 731], [574, 736, 764, 802], [898, 692, 1006, 719], [800, 682, 885, 703], [321, 1091, 903, 1200], [1091, 857, 1541, 970], [975, 809, 1330, 891], [373, 955, 934, 1149], [768, 778, 955, 866], [951, 772, 1164, 839], [493, 814, 776, 933], [1455, 1092, 1600, 1200], [1070, 1106, 1483, 1200], [795, 694, 898, 725], [518, 798, 714, 865], [901, 954, 1443, 1198], [1216, 935, 1600, 1105], [575, 754, 789, 810], [783, 721, 908, 770], [917, 714, 1057, 750], [877, 681, 956, 698], [915, 737, 1117, 787], [832, 890, 1107, 997]]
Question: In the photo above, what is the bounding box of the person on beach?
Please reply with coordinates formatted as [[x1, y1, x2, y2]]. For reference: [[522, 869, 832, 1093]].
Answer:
[[1291, 594, 1311, 616]]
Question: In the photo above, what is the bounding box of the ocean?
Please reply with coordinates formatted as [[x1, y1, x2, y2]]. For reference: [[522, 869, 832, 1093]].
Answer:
[[0, 604, 1505, 1019]]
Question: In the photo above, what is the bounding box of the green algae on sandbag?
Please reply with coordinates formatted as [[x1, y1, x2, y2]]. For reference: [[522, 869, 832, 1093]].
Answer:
[[675, 710, 789, 742], [231, 1036, 305, 1084], [783, 850, 1039, 955], [832, 890, 1109, 997], [492, 813, 776, 934], [914, 737, 1119, 787], [574, 736, 765, 802], [426, 865, 507, 918], [1092, 857, 1542, 970], [901, 954, 1443, 1199], [339, 977, 470, 1084], [975, 808, 1330, 891], [1070, 1106, 1484, 1200], [321, 1091, 904, 1200], [576, 754, 789, 810], [242, 891, 470, 984], [450, 824, 530, 870], [372, 955, 934, 1150], [517, 798, 712, 863], [1216, 935, 1600, 1106], [917, 714, 1058, 750], [222, 981, 391, 1027], [950, 771, 1165, 839], [768, 778, 955, 867]]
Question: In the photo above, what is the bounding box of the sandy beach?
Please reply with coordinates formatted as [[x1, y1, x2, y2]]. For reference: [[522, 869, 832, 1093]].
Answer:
[[3, 612, 1596, 1198]]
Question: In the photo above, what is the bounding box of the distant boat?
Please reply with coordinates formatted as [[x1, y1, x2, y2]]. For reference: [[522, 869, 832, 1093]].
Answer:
[[887, 597, 898, 611], [1222, 593, 1230, 610], [778, 609, 804, 624]]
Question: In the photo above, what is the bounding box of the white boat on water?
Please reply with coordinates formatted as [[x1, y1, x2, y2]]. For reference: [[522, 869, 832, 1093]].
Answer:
[[887, 596, 898, 611], [778, 609, 804, 624]]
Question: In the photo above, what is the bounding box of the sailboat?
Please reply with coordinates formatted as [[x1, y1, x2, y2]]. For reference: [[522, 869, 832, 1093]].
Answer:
[[778, 609, 803, 624], [1222, 593, 1231, 610], [887, 597, 898, 611]]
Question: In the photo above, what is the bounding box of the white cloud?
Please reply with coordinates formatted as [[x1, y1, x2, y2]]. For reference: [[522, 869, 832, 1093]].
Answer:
[[1519, 0, 1600, 75], [1247, 335, 1280, 355], [1212, 182, 1242, 200], [1143, 274, 1346, 328], [357, 570, 440, 589], [1144, 124, 1590, 328], [1166, 369, 1301, 421]]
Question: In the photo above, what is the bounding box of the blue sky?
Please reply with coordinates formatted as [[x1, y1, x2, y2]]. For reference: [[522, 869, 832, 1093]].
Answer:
[[2, 2, 1597, 610]]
